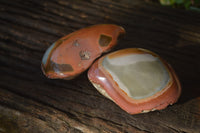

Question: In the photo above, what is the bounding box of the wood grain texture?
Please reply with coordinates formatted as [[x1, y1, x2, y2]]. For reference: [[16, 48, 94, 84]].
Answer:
[[0, 0, 200, 132]]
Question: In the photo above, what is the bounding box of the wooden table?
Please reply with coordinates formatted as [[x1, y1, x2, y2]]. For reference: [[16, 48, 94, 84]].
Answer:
[[0, 0, 200, 132]]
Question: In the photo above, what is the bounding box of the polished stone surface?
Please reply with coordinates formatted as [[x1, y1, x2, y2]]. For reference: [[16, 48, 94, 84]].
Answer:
[[88, 48, 181, 114], [41, 24, 125, 79], [102, 53, 170, 99]]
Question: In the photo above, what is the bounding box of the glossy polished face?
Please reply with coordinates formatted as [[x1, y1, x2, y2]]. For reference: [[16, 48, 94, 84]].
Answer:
[[102, 53, 170, 99], [88, 48, 181, 114], [41, 24, 125, 79]]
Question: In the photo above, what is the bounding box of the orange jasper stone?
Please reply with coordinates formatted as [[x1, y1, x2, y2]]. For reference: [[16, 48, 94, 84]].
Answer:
[[88, 48, 181, 114], [41, 24, 125, 79]]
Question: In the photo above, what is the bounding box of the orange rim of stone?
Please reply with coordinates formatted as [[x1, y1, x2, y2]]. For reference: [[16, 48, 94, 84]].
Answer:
[[41, 24, 125, 79], [88, 48, 181, 114]]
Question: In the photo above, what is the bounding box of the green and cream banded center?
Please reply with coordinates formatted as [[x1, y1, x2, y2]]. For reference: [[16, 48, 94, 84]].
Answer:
[[102, 53, 170, 100]]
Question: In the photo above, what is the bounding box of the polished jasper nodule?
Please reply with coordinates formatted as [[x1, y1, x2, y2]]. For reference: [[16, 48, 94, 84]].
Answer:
[[41, 24, 125, 79], [88, 48, 181, 114]]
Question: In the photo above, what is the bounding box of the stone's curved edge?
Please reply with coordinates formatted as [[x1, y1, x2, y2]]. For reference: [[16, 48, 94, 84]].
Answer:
[[90, 82, 114, 101]]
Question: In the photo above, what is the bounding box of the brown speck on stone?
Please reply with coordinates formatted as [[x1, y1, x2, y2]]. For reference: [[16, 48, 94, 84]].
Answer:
[[79, 50, 90, 60], [99, 34, 112, 47], [73, 40, 80, 47]]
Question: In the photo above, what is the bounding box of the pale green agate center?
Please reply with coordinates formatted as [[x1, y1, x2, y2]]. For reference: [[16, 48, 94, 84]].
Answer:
[[102, 54, 170, 100]]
